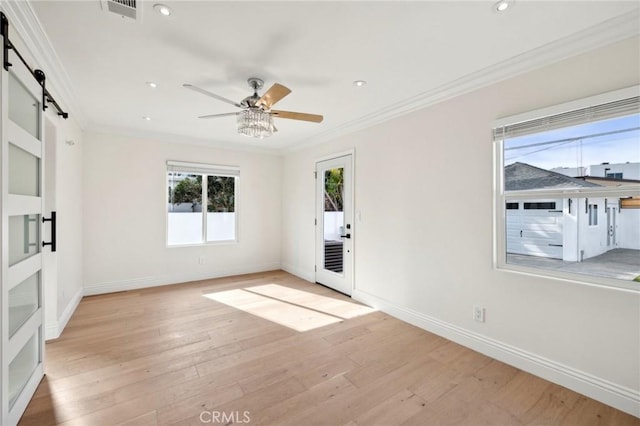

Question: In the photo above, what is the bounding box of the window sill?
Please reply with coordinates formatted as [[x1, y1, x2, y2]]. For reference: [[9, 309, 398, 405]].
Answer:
[[166, 240, 239, 248], [495, 262, 639, 292]]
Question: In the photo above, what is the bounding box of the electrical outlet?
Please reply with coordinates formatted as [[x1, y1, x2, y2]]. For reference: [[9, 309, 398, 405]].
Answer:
[[473, 306, 485, 323], [198, 256, 205, 265]]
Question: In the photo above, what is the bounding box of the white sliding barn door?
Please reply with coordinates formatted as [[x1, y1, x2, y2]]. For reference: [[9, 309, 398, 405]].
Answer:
[[1, 48, 47, 426]]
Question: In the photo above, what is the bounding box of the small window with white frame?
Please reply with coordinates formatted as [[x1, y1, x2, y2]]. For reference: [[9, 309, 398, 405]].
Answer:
[[167, 161, 239, 246], [588, 204, 598, 226], [494, 86, 640, 289]]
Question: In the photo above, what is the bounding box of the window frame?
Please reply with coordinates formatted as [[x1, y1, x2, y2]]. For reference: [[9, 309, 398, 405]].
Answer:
[[605, 172, 623, 179], [588, 204, 598, 227], [493, 86, 640, 292], [166, 160, 239, 247]]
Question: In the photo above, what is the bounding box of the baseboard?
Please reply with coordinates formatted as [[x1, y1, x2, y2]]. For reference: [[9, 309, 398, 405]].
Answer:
[[45, 286, 83, 340], [280, 262, 314, 283], [352, 289, 640, 418], [83, 262, 282, 296], [44, 322, 59, 341]]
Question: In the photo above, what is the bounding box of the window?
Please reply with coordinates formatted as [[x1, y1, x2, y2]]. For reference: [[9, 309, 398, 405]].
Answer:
[[588, 204, 598, 226], [167, 161, 238, 245], [606, 172, 623, 179], [523, 202, 556, 210], [494, 86, 640, 289]]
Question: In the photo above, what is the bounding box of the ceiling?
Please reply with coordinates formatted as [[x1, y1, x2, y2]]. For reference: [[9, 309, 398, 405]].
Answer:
[[26, 1, 640, 151]]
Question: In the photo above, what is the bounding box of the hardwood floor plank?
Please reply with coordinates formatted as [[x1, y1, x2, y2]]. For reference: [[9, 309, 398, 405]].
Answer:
[[18, 270, 638, 426], [115, 411, 158, 426], [253, 375, 356, 425], [354, 389, 427, 425]]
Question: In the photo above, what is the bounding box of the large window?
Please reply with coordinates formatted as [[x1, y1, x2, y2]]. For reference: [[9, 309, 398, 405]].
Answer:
[[494, 87, 640, 289], [167, 161, 238, 246]]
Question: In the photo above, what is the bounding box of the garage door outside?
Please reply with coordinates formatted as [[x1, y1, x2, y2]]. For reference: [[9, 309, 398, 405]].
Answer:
[[506, 200, 563, 259]]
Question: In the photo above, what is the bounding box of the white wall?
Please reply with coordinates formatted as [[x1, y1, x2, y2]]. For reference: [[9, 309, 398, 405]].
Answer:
[[617, 208, 640, 250], [42, 112, 84, 340], [590, 162, 640, 180], [54, 116, 84, 331], [281, 37, 640, 414], [578, 198, 608, 260], [551, 167, 586, 177], [82, 133, 282, 294]]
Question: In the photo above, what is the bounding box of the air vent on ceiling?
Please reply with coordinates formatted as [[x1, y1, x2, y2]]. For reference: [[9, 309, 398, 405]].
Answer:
[[101, 0, 142, 21]]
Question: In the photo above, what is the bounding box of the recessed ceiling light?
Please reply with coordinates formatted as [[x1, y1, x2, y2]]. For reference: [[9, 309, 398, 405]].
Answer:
[[146, 81, 158, 88], [153, 4, 172, 16], [353, 80, 367, 87], [143, 116, 152, 121], [494, 0, 513, 12]]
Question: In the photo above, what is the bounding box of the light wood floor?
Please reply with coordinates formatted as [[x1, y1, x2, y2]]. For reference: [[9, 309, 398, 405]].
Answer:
[[19, 270, 639, 426]]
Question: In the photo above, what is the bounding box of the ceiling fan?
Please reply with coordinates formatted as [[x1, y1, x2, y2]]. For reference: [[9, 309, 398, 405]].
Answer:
[[183, 78, 323, 139]]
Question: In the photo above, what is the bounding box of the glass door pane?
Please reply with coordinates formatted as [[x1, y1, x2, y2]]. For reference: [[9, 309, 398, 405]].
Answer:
[[8, 72, 40, 139], [9, 143, 40, 196], [9, 272, 40, 337], [323, 167, 344, 274], [8, 330, 41, 409], [8, 214, 40, 266]]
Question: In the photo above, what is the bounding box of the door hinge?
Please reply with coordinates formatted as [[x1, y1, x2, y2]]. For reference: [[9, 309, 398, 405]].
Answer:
[[314, 171, 317, 179], [314, 265, 317, 272], [315, 218, 317, 226]]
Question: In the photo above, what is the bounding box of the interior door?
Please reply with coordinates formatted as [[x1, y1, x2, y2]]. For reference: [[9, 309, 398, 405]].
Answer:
[[315, 154, 353, 295], [1, 49, 46, 426]]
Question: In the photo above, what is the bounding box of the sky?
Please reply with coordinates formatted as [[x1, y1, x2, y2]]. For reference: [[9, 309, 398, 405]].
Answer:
[[504, 114, 640, 172]]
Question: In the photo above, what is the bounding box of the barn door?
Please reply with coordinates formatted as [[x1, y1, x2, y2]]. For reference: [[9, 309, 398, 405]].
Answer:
[[1, 48, 47, 425]]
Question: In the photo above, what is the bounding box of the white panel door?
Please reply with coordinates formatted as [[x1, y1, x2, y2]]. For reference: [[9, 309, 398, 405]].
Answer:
[[1, 49, 46, 426], [315, 154, 353, 295]]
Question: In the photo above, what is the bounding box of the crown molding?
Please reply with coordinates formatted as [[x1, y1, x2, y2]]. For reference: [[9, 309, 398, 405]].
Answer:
[[0, 0, 87, 128], [282, 9, 640, 154]]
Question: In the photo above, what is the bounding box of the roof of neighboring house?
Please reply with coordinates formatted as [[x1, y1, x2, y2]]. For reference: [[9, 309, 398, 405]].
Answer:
[[577, 176, 640, 187], [504, 162, 601, 191]]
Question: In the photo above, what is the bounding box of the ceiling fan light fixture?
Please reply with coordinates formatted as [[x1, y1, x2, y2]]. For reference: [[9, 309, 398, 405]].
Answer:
[[237, 109, 275, 139]]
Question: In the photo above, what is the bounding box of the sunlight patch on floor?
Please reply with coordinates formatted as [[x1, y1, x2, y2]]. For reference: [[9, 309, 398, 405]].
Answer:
[[203, 284, 376, 332]]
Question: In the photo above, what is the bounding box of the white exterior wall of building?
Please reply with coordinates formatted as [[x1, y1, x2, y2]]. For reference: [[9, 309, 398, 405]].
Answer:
[[562, 198, 579, 262], [577, 198, 609, 260], [617, 208, 640, 250], [551, 167, 587, 177], [589, 162, 640, 180]]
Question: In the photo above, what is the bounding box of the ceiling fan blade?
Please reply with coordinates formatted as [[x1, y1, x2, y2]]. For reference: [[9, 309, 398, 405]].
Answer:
[[183, 84, 242, 108], [271, 110, 323, 123], [198, 112, 239, 119], [255, 83, 291, 109]]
